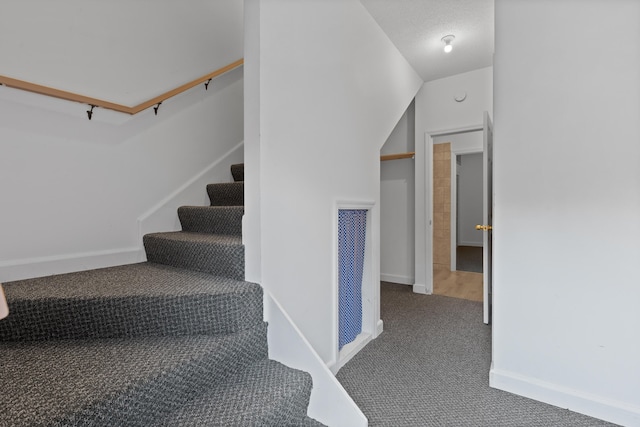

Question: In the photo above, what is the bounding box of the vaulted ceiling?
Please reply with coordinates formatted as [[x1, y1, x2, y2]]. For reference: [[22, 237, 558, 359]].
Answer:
[[360, 0, 494, 82]]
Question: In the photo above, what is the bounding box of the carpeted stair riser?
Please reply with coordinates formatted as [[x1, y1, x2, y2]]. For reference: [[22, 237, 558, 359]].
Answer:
[[1, 325, 268, 427], [230, 163, 244, 182], [144, 232, 244, 280], [178, 206, 243, 236], [0, 263, 262, 341], [207, 182, 244, 206], [1, 162, 324, 427], [159, 359, 313, 427]]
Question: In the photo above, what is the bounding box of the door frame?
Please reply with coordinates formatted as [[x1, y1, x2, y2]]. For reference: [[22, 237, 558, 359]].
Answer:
[[415, 124, 482, 295]]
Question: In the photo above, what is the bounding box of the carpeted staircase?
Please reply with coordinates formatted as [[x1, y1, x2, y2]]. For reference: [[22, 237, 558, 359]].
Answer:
[[0, 164, 325, 426]]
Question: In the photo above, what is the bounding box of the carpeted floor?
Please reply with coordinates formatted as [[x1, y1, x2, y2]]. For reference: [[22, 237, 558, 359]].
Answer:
[[336, 282, 618, 427], [456, 246, 483, 273]]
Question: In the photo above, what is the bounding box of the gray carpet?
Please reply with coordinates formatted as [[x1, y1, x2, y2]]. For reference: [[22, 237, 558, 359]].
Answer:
[[336, 282, 619, 427], [1, 162, 324, 426], [456, 245, 483, 273]]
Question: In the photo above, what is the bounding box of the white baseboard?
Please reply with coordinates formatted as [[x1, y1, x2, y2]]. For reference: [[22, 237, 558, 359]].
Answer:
[[490, 364, 640, 427], [333, 332, 372, 374], [0, 247, 144, 282], [376, 319, 384, 337], [380, 273, 414, 285], [413, 283, 428, 294]]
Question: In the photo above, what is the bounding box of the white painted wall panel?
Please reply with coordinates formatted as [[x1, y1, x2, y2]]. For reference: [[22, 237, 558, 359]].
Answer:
[[252, 0, 422, 365], [493, 1, 640, 425]]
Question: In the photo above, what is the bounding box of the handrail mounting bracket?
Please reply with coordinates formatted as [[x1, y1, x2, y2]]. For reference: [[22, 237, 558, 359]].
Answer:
[[86, 104, 97, 120]]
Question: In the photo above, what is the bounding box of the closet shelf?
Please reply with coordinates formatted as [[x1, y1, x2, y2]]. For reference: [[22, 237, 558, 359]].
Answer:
[[380, 152, 415, 161]]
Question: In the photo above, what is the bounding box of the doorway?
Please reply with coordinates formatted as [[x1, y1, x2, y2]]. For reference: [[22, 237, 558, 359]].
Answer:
[[430, 131, 484, 302], [454, 152, 483, 274]]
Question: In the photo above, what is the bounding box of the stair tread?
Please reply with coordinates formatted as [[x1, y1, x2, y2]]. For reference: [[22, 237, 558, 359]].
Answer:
[[1, 326, 268, 427], [161, 359, 314, 426], [0, 262, 262, 341], [146, 231, 242, 245], [1, 162, 319, 426]]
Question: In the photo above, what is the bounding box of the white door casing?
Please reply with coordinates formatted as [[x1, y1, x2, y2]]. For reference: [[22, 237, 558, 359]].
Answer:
[[416, 124, 484, 296], [482, 111, 494, 325]]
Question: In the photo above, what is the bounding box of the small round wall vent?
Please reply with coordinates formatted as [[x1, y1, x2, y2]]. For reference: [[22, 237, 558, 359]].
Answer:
[[454, 92, 467, 102]]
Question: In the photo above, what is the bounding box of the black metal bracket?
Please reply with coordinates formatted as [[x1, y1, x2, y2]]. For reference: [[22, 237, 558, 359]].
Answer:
[[87, 105, 96, 120], [153, 102, 162, 115], [204, 79, 212, 90]]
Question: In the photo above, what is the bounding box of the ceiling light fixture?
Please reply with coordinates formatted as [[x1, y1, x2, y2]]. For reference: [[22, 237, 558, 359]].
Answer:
[[441, 35, 455, 53]]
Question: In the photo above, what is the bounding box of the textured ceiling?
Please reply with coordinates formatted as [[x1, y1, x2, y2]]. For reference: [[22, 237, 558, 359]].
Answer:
[[360, 0, 494, 82]]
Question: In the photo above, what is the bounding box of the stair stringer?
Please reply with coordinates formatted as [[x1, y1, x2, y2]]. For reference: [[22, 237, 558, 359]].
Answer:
[[137, 141, 244, 246], [264, 291, 367, 427]]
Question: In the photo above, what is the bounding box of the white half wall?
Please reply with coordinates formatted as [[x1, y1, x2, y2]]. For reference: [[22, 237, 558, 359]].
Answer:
[[248, 0, 422, 366], [380, 101, 415, 285], [493, 1, 640, 426]]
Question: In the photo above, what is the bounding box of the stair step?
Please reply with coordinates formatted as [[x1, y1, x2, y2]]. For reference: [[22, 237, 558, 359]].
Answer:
[[231, 163, 244, 182], [0, 325, 268, 427], [207, 182, 244, 206], [160, 359, 315, 426], [0, 263, 261, 342], [144, 232, 244, 280], [178, 205, 243, 236]]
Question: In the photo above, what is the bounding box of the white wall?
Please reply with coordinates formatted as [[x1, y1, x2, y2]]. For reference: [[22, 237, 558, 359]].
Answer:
[[457, 152, 483, 247], [414, 67, 493, 292], [244, 0, 262, 284], [492, 1, 640, 425], [416, 66, 493, 136], [247, 0, 422, 366], [380, 101, 415, 285], [0, 0, 243, 105], [0, 1, 245, 281]]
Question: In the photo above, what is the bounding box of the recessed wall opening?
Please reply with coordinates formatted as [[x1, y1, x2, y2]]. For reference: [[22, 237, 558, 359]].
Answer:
[[335, 202, 375, 372]]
